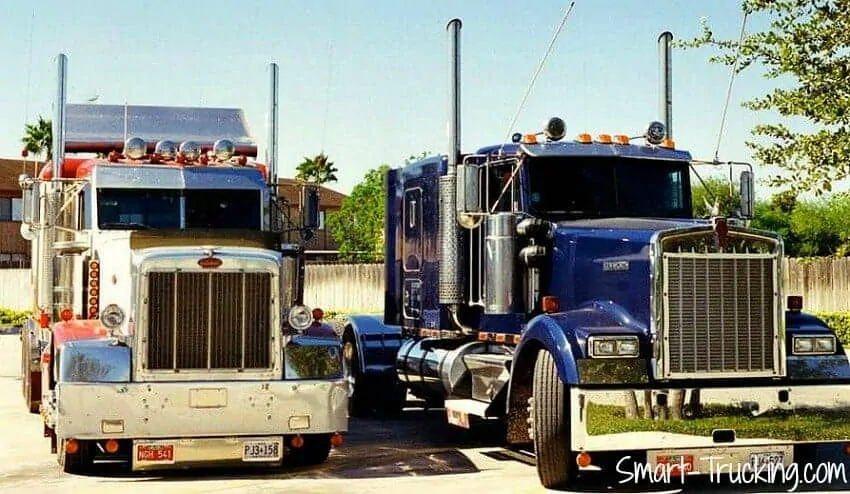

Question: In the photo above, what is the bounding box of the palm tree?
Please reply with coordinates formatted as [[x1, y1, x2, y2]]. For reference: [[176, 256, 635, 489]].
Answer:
[[295, 153, 338, 184], [21, 116, 53, 161]]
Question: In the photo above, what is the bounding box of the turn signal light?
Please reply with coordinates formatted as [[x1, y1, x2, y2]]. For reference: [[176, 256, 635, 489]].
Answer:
[[788, 295, 803, 312], [844, 443, 850, 455], [542, 296, 560, 313], [65, 439, 79, 455], [104, 439, 119, 454], [576, 451, 592, 467], [291, 435, 304, 448], [331, 432, 344, 447]]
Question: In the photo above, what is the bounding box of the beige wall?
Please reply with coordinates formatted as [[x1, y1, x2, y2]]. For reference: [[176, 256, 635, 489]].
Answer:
[[2, 257, 850, 314]]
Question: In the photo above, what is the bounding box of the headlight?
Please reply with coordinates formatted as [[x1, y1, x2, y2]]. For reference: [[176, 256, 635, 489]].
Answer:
[[588, 335, 640, 358], [793, 335, 836, 355], [100, 304, 125, 329], [288, 304, 313, 331]]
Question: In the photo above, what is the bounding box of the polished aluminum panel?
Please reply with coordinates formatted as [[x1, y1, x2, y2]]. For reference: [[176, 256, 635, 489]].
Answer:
[[64, 104, 257, 156], [484, 212, 517, 314], [145, 270, 272, 371], [91, 164, 267, 190]]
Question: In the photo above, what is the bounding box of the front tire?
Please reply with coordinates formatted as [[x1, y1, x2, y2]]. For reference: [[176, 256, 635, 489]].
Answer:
[[531, 349, 574, 489], [342, 329, 406, 418]]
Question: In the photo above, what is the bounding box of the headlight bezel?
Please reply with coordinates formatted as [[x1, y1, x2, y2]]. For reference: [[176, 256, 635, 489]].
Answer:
[[587, 335, 640, 359], [100, 304, 126, 330], [792, 335, 836, 355], [288, 304, 313, 332]]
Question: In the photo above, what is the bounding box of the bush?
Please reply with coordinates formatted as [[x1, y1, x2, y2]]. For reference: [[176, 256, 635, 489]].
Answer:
[[0, 308, 32, 327], [815, 312, 850, 347]]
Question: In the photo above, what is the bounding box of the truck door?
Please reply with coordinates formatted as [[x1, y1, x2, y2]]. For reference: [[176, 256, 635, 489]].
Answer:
[[402, 185, 422, 324]]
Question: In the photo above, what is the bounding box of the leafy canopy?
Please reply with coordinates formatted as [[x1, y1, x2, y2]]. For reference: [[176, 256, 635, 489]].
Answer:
[[327, 164, 390, 262], [678, 1, 850, 196]]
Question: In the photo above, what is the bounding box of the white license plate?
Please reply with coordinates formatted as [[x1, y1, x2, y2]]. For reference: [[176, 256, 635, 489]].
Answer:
[[242, 440, 282, 462], [751, 451, 785, 470]]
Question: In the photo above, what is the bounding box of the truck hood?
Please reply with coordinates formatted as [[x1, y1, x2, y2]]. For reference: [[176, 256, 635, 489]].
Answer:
[[548, 217, 710, 330]]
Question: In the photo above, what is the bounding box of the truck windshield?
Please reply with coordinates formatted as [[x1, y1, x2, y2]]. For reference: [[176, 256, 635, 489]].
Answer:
[[97, 188, 262, 230], [524, 156, 691, 220]]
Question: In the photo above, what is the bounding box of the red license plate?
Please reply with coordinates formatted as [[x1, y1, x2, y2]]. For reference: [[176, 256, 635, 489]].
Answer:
[[137, 444, 174, 462], [655, 454, 694, 476]]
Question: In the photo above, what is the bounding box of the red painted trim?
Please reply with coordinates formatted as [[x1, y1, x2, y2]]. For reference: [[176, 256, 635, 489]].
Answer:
[[52, 319, 109, 346]]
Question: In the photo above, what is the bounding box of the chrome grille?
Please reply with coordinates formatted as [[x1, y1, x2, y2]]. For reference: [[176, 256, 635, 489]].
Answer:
[[662, 253, 778, 377], [146, 271, 272, 370]]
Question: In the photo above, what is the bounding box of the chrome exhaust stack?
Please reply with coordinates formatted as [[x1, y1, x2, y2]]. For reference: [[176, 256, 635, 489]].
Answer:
[[658, 31, 673, 139], [439, 18, 466, 306], [267, 62, 279, 191]]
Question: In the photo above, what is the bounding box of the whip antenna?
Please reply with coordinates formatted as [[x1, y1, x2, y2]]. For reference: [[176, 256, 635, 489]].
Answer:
[[497, 1, 576, 156]]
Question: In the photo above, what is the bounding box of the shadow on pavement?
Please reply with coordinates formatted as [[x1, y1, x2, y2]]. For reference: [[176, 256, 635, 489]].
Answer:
[[71, 406, 499, 482]]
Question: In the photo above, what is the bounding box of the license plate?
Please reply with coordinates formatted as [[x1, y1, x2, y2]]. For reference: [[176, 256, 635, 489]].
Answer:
[[751, 451, 784, 470], [137, 443, 174, 463], [242, 440, 281, 462], [655, 454, 694, 476]]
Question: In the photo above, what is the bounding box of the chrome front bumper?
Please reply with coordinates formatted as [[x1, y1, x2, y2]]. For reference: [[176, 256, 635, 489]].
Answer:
[[572, 385, 850, 474], [55, 379, 347, 440]]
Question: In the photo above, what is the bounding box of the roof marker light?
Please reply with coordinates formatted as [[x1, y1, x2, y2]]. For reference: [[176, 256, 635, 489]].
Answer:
[[597, 134, 612, 144], [154, 140, 178, 160], [213, 139, 235, 161], [179, 141, 201, 161], [123, 137, 146, 160], [614, 134, 630, 145], [522, 134, 538, 144], [660, 138, 675, 149], [576, 133, 592, 144]]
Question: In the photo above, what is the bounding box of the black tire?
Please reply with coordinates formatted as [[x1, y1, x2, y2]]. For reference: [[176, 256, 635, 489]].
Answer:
[[342, 333, 371, 417], [343, 330, 406, 417], [287, 434, 331, 466], [61, 440, 93, 475], [531, 349, 574, 490]]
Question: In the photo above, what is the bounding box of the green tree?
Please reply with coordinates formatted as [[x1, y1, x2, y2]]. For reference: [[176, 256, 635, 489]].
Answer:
[[678, 1, 850, 196], [690, 175, 741, 217], [22, 115, 52, 161], [327, 164, 390, 262], [295, 153, 339, 184]]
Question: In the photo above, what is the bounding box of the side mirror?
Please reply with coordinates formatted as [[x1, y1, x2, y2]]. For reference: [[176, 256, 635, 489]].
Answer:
[[19, 178, 39, 224], [456, 163, 481, 229], [301, 185, 320, 229], [739, 170, 754, 219]]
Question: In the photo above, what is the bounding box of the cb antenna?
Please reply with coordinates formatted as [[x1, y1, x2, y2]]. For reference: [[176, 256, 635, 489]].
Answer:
[[497, 1, 576, 156]]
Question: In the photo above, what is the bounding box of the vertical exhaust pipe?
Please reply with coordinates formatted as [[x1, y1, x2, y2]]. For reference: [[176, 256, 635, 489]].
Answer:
[[42, 54, 67, 320], [439, 18, 465, 307], [658, 31, 673, 139], [447, 18, 461, 172], [267, 62, 279, 190]]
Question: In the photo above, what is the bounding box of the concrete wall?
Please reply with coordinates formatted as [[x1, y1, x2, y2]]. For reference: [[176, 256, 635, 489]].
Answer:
[[3, 257, 850, 313]]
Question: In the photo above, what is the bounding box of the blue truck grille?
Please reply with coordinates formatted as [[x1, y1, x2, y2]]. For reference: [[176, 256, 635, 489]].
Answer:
[[145, 271, 272, 370], [662, 253, 779, 378]]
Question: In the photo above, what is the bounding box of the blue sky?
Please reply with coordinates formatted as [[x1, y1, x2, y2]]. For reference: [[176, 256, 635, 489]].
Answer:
[[1, 0, 808, 199]]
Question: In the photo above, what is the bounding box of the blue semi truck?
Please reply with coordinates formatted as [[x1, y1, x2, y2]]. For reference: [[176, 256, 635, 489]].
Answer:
[[341, 19, 850, 490]]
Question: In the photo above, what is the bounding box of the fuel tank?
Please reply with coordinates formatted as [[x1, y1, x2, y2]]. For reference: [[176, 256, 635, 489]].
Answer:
[[395, 338, 508, 400]]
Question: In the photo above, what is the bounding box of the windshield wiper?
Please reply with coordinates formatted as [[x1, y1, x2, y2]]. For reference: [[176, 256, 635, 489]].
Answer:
[[99, 222, 155, 230]]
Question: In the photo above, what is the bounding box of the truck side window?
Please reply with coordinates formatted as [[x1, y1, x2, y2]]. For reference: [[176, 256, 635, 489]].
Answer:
[[488, 166, 515, 212]]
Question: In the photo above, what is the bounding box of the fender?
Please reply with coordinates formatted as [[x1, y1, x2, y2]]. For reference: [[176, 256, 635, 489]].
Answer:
[[342, 314, 402, 377], [785, 311, 850, 381], [284, 330, 344, 380], [56, 338, 131, 383], [52, 319, 110, 347]]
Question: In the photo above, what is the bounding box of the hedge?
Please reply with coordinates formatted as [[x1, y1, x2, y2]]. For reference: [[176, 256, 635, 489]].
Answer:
[[2, 308, 849, 347], [0, 308, 31, 327]]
